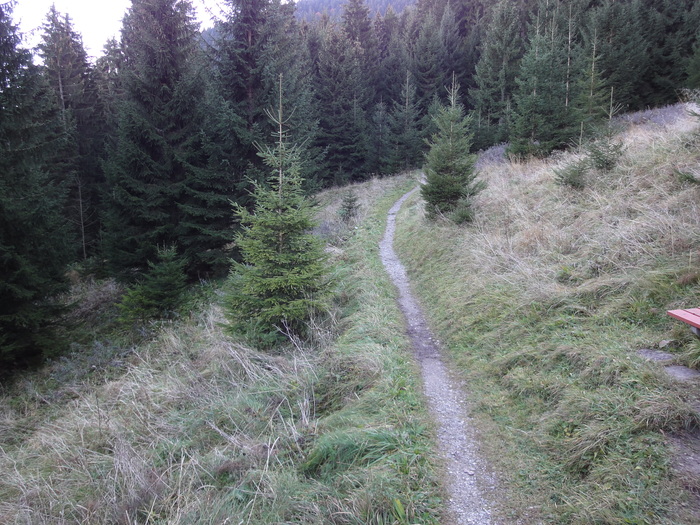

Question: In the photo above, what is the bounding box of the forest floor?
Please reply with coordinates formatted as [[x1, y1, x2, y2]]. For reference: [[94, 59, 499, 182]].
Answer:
[[379, 184, 499, 524]]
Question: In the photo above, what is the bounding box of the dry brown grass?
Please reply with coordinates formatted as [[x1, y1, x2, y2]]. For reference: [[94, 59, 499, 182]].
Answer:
[[0, 305, 298, 523], [453, 103, 700, 307]]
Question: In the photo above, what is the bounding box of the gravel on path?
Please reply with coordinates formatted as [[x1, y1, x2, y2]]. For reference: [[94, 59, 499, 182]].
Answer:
[[379, 185, 496, 525]]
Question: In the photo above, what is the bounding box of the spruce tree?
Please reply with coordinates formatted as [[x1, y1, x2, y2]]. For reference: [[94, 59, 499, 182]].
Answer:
[[93, 38, 124, 143], [416, 0, 448, 19], [224, 76, 330, 346], [258, 4, 323, 187], [509, 8, 578, 157], [0, 3, 73, 365], [343, 0, 380, 104], [386, 71, 423, 173], [438, 2, 462, 90], [583, 0, 649, 111], [118, 245, 188, 323], [450, 0, 488, 95], [217, 0, 269, 135], [574, 29, 609, 141], [470, 0, 523, 148], [37, 7, 87, 128], [215, 0, 320, 185], [342, 0, 373, 47], [368, 100, 391, 175], [313, 27, 370, 183], [642, 0, 700, 106], [409, 10, 445, 116], [687, 37, 700, 88], [373, 6, 405, 105], [421, 77, 482, 223], [338, 190, 360, 223], [104, 0, 232, 278], [38, 7, 106, 260]]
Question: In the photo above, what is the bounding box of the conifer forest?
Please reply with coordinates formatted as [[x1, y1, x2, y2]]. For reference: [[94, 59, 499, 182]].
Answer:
[[1, 0, 700, 367]]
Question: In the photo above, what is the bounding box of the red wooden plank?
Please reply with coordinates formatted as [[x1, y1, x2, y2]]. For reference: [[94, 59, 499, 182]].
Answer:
[[668, 309, 700, 329]]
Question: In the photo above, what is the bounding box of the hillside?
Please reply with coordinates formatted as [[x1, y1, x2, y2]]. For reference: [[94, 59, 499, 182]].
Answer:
[[1, 104, 700, 524], [395, 102, 700, 523]]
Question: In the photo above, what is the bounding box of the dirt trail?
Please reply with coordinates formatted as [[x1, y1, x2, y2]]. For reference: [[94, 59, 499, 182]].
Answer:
[[379, 185, 495, 525]]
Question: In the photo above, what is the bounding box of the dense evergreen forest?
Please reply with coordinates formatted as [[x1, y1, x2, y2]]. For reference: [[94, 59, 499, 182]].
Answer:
[[1, 0, 699, 367], [295, 0, 416, 20]]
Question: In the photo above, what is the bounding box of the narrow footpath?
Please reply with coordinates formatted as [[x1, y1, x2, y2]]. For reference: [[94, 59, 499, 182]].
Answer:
[[379, 185, 495, 525]]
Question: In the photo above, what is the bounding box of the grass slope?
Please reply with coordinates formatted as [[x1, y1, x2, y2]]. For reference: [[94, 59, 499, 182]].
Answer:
[[0, 174, 442, 524], [395, 104, 700, 524]]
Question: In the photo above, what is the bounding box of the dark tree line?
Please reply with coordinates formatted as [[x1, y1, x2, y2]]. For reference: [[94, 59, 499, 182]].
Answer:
[[1, 3, 73, 364], [1, 0, 699, 365]]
